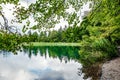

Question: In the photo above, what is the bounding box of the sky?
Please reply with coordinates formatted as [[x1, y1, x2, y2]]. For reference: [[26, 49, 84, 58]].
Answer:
[[0, 0, 91, 34]]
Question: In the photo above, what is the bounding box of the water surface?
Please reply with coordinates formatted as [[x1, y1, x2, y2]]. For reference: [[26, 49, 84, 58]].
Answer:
[[0, 46, 90, 80]]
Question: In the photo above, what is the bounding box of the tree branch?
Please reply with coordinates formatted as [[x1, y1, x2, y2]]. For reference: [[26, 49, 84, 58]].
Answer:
[[0, 22, 4, 29], [0, 11, 9, 31]]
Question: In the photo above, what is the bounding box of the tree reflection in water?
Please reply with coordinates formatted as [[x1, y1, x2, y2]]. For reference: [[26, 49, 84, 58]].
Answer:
[[23, 46, 80, 63]]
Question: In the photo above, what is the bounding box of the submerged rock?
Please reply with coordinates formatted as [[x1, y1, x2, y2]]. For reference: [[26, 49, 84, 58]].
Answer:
[[101, 58, 120, 80]]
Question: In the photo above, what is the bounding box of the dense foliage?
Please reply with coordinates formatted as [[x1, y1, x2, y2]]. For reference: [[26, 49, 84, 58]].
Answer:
[[0, 31, 22, 53], [78, 0, 120, 65]]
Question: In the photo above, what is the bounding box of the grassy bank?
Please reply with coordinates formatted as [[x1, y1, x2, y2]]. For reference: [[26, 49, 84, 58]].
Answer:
[[24, 42, 81, 47]]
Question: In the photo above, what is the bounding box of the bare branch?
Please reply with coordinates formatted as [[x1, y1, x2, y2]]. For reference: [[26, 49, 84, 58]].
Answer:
[[0, 11, 18, 34], [0, 22, 4, 29], [0, 11, 9, 31]]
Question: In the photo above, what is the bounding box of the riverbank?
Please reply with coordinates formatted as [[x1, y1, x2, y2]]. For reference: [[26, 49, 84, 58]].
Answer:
[[24, 42, 81, 46], [83, 57, 120, 80]]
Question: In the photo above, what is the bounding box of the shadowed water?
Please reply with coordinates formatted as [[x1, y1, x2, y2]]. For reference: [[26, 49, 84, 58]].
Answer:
[[0, 46, 91, 80]]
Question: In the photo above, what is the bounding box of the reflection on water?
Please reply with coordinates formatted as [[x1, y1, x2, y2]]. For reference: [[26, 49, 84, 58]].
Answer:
[[23, 46, 80, 63], [0, 46, 90, 80]]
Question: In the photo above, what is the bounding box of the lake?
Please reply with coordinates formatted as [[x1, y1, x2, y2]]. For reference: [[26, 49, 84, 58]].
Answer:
[[0, 46, 91, 80]]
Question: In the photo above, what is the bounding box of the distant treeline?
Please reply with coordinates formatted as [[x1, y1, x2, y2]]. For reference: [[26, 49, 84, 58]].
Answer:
[[22, 26, 83, 42]]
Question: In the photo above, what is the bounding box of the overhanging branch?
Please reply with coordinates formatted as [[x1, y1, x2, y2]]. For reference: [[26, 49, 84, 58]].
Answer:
[[0, 11, 9, 30]]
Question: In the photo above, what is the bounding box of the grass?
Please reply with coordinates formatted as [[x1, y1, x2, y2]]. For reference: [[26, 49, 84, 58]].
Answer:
[[24, 42, 81, 46]]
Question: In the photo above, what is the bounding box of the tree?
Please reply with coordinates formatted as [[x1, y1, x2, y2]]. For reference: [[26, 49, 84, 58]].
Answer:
[[78, 0, 120, 66], [14, 0, 94, 30], [0, 0, 20, 33], [0, 0, 101, 32]]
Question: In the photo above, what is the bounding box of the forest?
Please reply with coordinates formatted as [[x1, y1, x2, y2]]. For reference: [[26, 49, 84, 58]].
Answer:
[[0, 0, 120, 67]]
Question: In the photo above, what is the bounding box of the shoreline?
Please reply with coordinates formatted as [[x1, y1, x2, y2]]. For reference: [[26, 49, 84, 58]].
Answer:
[[24, 42, 81, 46], [82, 57, 120, 80]]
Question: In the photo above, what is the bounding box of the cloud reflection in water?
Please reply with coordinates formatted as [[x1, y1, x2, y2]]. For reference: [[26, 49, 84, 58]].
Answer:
[[0, 49, 85, 80]]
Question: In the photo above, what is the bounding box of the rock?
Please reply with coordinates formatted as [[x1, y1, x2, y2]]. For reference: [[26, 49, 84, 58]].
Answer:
[[101, 58, 120, 80], [117, 46, 120, 56]]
